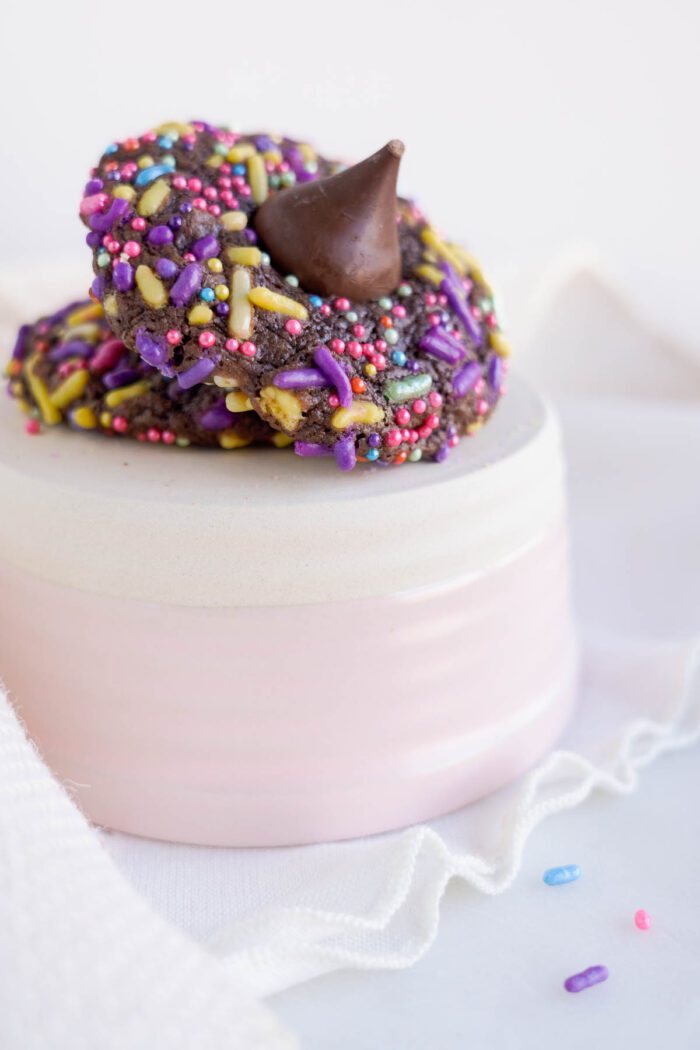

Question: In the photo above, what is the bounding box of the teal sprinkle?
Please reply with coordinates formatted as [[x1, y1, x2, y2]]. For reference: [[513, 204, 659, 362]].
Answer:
[[157, 136, 174, 150], [200, 288, 215, 303], [384, 374, 432, 403], [391, 350, 407, 366], [408, 448, 422, 462], [366, 448, 380, 461], [260, 253, 271, 266], [269, 174, 281, 189], [97, 252, 110, 268], [214, 142, 229, 155], [345, 311, 358, 323], [378, 297, 392, 309], [280, 172, 297, 187], [285, 274, 299, 287], [397, 283, 412, 297], [384, 329, 399, 346]]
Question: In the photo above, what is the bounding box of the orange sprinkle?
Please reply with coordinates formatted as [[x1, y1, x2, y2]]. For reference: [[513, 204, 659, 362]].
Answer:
[[380, 315, 393, 328], [351, 377, 366, 394]]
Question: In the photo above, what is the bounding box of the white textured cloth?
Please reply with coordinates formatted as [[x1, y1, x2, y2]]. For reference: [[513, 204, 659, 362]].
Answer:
[[1, 264, 699, 1043]]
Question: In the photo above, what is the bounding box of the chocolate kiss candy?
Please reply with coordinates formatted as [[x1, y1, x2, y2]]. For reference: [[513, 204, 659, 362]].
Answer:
[[254, 140, 405, 301]]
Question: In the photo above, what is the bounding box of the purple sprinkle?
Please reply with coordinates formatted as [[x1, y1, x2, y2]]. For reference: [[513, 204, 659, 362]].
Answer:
[[199, 399, 235, 430], [440, 263, 482, 347], [91, 276, 106, 300], [367, 433, 381, 449], [103, 367, 140, 389], [11, 324, 31, 361], [113, 260, 135, 292], [85, 178, 103, 195], [88, 197, 130, 233], [135, 328, 168, 368], [192, 234, 219, 261], [314, 345, 352, 408], [147, 225, 174, 246], [487, 352, 503, 391], [255, 135, 276, 152], [294, 441, 334, 458], [90, 338, 126, 373], [452, 362, 482, 398], [169, 215, 183, 231], [419, 328, 465, 365], [243, 228, 258, 244], [564, 966, 609, 994], [180, 202, 193, 214], [275, 368, 328, 390], [215, 302, 229, 316], [156, 258, 178, 280], [177, 358, 215, 389], [334, 433, 357, 472], [434, 444, 449, 463], [48, 340, 92, 362], [86, 231, 102, 249], [170, 263, 202, 307]]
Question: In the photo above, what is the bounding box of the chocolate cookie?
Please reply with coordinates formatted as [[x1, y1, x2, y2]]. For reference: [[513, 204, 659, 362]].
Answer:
[[81, 120, 511, 469], [6, 298, 281, 449]]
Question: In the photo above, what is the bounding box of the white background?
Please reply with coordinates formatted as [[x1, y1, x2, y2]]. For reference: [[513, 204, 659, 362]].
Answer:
[[2, 0, 699, 352]]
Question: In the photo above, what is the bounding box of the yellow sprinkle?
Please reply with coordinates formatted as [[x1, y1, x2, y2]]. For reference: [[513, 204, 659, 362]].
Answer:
[[227, 144, 256, 163], [420, 228, 466, 275], [49, 369, 90, 410], [215, 284, 229, 301], [188, 303, 214, 325], [138, 178, 171, 218], [207, 258, 223, 274], [225, 390, 253, 413], [103, 294, 119, 318], [414, 263, 445, 286], [489, 330, 512, 358], [213, 374, 238, 390], [259, 386, 303, 430], [137, 154, 154, 169], [73, 406, 98, 429], [15, 395, 30, 411], [248, 287, 308, 321], [247, 153, 269, 204], [262, 150, 283, 165], [298, 143, 316, 163], [24, 356, 62, 426], [451, 245, 490, 289], [364, 363, 377, 378], [271, 432, 294, 448], [229, 267, 253, 340], [66, 303, 102, 328], [154, 121, 194, 138], [99, 411, 112, 428], [331, 400, 384, 430], [62, 322, 101, 342], [112, 185, 136, 202], [220, 210, 248, 232], [466, 421, 484, 435], [135, 265, 167, 308], [104, 380, 150, 408], [7, 359, 22, 378], [206, 153, 225, 168], [226, 246, 262, 267], [219, 431, 252, 450]]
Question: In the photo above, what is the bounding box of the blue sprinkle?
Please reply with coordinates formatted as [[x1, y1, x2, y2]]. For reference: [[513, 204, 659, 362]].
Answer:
[[232, 164, 246, 176], [309, 295, 323, 309], [135, 163, 174, 187], [157, 136, 174, 149], [391, 350, 407, 366], [543, 864, 581, 886], [366, 448, 380, 461], [200, 288, 215, 303], [104, 143, 118, 155]]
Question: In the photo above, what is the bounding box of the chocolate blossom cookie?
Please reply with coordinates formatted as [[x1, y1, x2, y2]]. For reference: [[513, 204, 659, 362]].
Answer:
[[6, 298, 281, 450], [81, 120, 511, 470]]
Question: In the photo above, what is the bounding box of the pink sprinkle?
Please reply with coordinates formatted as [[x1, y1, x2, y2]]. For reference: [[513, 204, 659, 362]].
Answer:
[[198, 331, 216, 348], [183, 252, 196, 262], [203, 187, 218, 200], [106, 240, 120, 254], [426, 413, 440, 429], [428, 313, 441, 326], [347, 341, 363, 359], [409, 429, 419, 443], [474, 378, 485, 395], [635, 909, 652, 931], [395, 407, 411, 426], [425, 293, 438, 307], [352, 323, 366, 339], [385, 428, 402, 448], [374, 339, 387, 352], [217, 176, 232, 188], [328, 394, 340, 407], [412, 398, 427, 414], [240, 341, 257, 357], [113, 416, 128, 433], [208, 204, 221, 216], [173, 176, 187, 190], [225, 338, 239, 352], [136, 432, 147, 442], [25, 418, 40, 435], [448, 435, 460, 448], [162, 431, 176, 445], [334, 297, 351, 311], [166, 329, 182, 346], [330, 338, 345, 354], [147, 428, 161, 443], [373, 354, 387, 371], [320, 304, 331, 317], [239, 185, 252, 198], [131, 217, 147, 232], [187, 177, 202, 193], [428, 391, 443, 408], [285, 319, 303, 336], [123, 241, 141, 258], [192, 198, 208, 211], [392, 305, 406, 318], [437, 293, 448, 306], [418, 424, 432, 439], [476, 398, 489, 416]]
